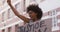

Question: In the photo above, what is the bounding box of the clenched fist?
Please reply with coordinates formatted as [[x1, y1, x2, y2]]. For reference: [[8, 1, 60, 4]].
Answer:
[[7, 0, 11, 5]]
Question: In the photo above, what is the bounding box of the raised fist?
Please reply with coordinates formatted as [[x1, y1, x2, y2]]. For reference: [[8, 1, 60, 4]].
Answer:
[[7, 0, 11, 5]]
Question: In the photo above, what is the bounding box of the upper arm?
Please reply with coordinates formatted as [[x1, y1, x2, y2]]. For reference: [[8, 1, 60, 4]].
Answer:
[[16, 14, 30, 23]]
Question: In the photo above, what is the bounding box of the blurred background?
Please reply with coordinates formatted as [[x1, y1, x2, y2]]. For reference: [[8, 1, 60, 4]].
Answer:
[[0, 0, 60, 32]]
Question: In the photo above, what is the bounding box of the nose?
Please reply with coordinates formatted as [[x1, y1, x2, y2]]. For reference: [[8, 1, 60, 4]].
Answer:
[[29, 14, 32, 18]]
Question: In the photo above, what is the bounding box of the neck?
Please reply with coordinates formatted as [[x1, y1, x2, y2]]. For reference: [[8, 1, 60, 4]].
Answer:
[[33, 17, 39, 21]]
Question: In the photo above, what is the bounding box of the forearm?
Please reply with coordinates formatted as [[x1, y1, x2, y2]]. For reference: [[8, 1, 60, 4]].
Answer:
[[7, 0, 29, 23], [8, 4, 29, 23], [8, 4, 20, 16], [7, 0, 19, 17]]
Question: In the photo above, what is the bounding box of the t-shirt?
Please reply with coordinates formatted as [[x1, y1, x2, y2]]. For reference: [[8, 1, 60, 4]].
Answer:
[[28, 19, 41, 25]]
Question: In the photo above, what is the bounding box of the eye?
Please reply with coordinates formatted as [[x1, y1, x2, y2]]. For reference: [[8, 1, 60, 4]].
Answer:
[[28, 11, 32, 14]]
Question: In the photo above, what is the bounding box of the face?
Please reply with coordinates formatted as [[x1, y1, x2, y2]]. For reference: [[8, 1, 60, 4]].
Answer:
[[28, 11, 37, 20]]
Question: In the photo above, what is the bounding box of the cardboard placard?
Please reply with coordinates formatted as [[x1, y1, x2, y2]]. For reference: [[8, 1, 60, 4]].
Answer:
[[17, 20, 52, 32]]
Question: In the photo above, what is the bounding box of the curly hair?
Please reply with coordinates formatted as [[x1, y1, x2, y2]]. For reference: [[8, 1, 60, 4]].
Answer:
[[27, 5, 43, 20]]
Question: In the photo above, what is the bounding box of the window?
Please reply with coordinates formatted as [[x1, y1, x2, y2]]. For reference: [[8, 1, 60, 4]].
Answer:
[[30, 0, 41, 4], [15, 2, 20, 11], [15, 24, 19, 32], [0, 14, 2, 22], [52, 10, 57, 16], [52, 16, 58, 27], [51, 10, 58, 28], [8, 9, 11, 19], [2, 11, 8, 22], [7, 9, 14, 19], [0, 7, 2, 11], [15, 2, 23, 14], [2, 12, 5, 22], [12, 0, 17, 3], [4, 23, 6, 26], [8, 27, 11, 32], [30, 0, 36, 2], [0, 0, 6, 5]]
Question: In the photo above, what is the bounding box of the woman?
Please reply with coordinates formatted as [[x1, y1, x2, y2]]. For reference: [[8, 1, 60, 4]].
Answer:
[[7, 0, 43, 24]]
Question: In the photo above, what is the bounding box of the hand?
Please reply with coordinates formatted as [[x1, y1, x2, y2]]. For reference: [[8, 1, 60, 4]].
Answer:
[[7, 0, 11, 5]]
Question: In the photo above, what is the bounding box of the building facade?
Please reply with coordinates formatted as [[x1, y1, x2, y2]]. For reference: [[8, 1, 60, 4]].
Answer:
[[0, 0, 60, 32]]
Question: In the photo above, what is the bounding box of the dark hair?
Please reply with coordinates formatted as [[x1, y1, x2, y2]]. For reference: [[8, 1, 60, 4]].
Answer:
[[27, 5, 43, 20]]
